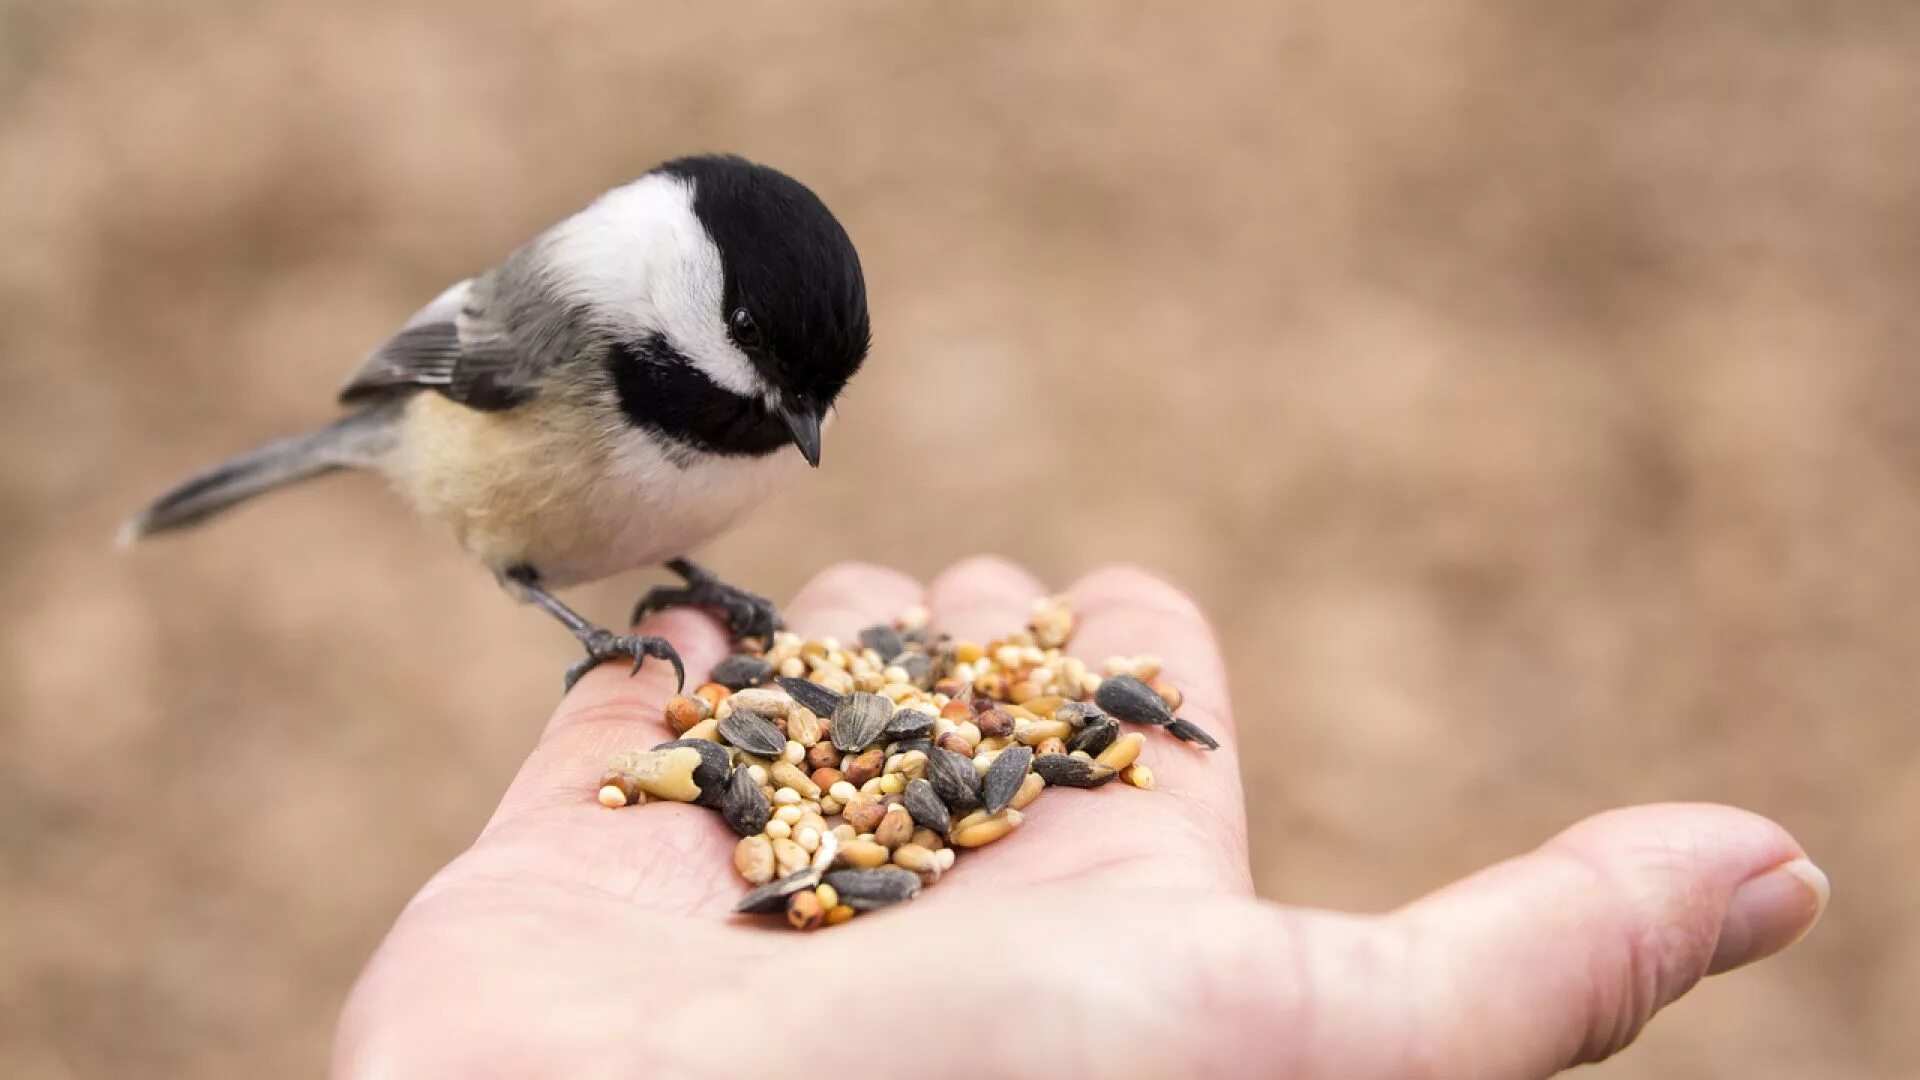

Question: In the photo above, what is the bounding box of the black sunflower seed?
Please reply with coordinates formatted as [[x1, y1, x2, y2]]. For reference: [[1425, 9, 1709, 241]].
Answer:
[[857, 624, 906, 662], [777, 676, 845, 722], [734, 866, 822, 914], [721, 766, 771, 837], [711, 654, 773, 691], [716, 712, 787, 757], [927, 745, 982, 814], [981, 746, 1033, 815], [1066, 717, 1119, 757], [895, 651, 934, 687], [1032, 754, 1118, 789], [888, 737, 933, 758], [1055, 701, 1105, 728], [1167, 717, 1221, 750], [652, 738, 732, 807], [823, 866, 921, 911], [1094, 674, 1176, 727], [884, 707, 933, 739], [903, 777, 951, 834], [830, 691, 892, 753]]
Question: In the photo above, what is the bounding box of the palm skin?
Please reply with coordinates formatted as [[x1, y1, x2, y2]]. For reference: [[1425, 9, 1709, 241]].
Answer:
[[335, 558, 1827, 1079]]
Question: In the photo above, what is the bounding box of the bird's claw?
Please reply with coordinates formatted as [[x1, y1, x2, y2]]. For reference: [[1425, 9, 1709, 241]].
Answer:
[[563, 630, 686, 694], [631, 564, 782, 645]]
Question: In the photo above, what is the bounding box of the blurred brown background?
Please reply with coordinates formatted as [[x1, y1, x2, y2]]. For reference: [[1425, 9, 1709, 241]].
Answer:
[[2, 1, 1915, 1076]]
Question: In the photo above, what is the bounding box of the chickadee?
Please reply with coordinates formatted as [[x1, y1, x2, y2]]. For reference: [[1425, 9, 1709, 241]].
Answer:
[[121, 154, 871, 690]]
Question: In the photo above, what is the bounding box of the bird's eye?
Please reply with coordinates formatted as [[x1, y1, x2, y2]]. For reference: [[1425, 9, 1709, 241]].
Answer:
[[728, 308, 762, 348]]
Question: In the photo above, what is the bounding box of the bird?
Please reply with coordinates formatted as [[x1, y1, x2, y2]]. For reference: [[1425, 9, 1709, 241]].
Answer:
[[119, 154, 872, 692]]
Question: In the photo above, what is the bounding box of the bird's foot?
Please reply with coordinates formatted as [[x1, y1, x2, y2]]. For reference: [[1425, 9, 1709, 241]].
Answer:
[[631, 558, 780, 646], [563, 628, 686, 694]]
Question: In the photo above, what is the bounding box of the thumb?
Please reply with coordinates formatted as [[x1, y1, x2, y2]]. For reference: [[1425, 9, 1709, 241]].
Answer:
[[1375, 803, 1829, 1076]]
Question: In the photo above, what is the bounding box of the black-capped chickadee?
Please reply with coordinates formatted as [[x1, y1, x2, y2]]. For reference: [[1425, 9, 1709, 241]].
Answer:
[[121, 155, 871, 690]]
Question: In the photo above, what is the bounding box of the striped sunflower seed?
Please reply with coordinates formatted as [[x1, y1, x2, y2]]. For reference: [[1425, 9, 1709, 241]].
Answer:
[[823, 866, 921, 911], [1095, 674, 1176, 727], [711, 654, 772, 691], [857, 624, 906, 662], [1032, 753, 1118, 789], [903, 777, 952, 834], [717, 712, 787, 757], [830, 691, 893, 753], [1055, 701, 1106, 728], [981, 745, 1033, 815], [777, 676, 845, 720], [1067, 716, 1120, 756], [721, 766, 771, 837], [1168, 717, 1221, 749], [734, 866, 822, 914], [884, 707, 934, 739], [926, 745, 982, 814]]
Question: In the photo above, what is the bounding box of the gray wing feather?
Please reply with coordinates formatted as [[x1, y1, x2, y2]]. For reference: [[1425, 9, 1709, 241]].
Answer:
[[338, 257, 584, 411]]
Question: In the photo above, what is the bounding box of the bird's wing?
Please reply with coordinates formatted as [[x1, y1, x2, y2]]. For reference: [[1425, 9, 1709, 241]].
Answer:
[[337, 266, 579, 412]]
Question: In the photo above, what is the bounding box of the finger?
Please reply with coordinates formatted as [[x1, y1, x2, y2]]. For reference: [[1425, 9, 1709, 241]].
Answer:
[[926, 554, 1049, 643], [1266, 803, 1828, 1076], [782, 560, 925, 642]]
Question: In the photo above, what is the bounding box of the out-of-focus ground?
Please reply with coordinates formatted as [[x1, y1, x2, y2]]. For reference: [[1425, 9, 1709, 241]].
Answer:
[[2, 2, 1915, 1076]]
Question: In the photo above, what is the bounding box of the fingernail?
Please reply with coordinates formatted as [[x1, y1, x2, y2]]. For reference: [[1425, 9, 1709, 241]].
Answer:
[[1708, 857, 1830, 975]]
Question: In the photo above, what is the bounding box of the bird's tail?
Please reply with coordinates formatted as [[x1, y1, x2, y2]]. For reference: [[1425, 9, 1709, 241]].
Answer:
[[117, 401, 404, 545]]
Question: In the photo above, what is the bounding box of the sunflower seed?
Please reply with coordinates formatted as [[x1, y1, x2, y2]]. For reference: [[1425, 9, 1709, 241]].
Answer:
[[721, 767, 772, 837], [888, 737, 933, 757], [1094, 673, 1176, 727], [858, 624, 906, 661], [981, 745, 1033, 815], [734, 866, 822, 914], [1067, 716, 1119, 756], [884, 707, 934, 738], [717, 712, 787, 757], [903, 777, 951, 834], [711, 653, 773, 691], [927, 745, 983, 814], [895, 651, 934, 686], [777, 676, 845, 719], [823, 866, 921, 911], [830, 691, 893, 752], [647, 739, 732, 806], [1055, 701, 1105, 728], [1167, 717, 1221, 750], [1032, 754, 1118, 788]]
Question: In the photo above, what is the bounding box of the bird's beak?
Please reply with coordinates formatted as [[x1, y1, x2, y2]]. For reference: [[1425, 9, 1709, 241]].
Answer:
[[779, 403, 823, 468]]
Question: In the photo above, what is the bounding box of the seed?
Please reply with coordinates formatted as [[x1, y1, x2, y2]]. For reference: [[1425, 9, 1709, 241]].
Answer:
[[830, 691, 893, 753], [883, 749, 929, 780], [1008, 680, 1045, 704], [981, 746, 1033, 815], [694, 682, 731, 708], [889, 737, 933, 759], [717, 712, 787, 757], [903, 778, 951, 834], [877, 774, 905, 795], [777, 676, 846, 720], [734, 865, 821, 914], [794, 825, 821, 853], [836, 839, 891, 869], [773, 804, 802, 825], [815, 883, 840, 911], [936, 731, 973, 757], [780, 741, 805, 765], [769, 761, 820, 800], [1167, 717, 1221, 750], [1122, 763, 1155, 789], [1095, 732, 1146, 771], [770, 838, 810, 877], [892, 842, 939, 877], [823, 866, 921, 911], [810, 829, 840, 873], [1094, 674, 1176, 728], [976, 708, 1016, 738], [712, 654, 774, 691], [1014, 718, 1073, 746], [766, 818, 792, 840], [875, 804, 914, 849], [897, 652, 933, 686], [779, 656, 806, 679], [831, 823, 855, 844], [722, 767, 772, 837], [910, 827, 945, 850], [679, 716, 720, 743], [939, 699, 974, 724], [1029, 596, 1075, 648], [858, 624, 906, 662], [826, 904, 857, 926], [733, 834, 775, 884], [827, 779, 858, 802], [843, 747, 886, 786], [951, 808, 1023, 847], [787, 708, 823, 747], [1009, 771, 1045, 810], [1022, 695, 1066, 718], [772, 788, 801, 807], [596, 770, 639, 807], [663, 695, 712, 734], [805, 742, 841, 771], [728, 687, 791, 719], [927, 745, 982, 814], [884, 707, 934, 739], [812, 768, 847, 794], [1034, 736, 1067, 758], [1032, 754, 1118, 788], [1055, 701, 1103, 728], [648, 739, 732, 808], [844, 794, 886, 834], [606, 746, 705, 803], [785, 888, 825, 931], [1067, 717, 1119, 757], [973, 670, 1009, 699]]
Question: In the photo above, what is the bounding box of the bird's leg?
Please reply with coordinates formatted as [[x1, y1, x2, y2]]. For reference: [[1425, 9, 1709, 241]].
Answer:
[[506, 567, 686, 694], [630, 557, 781, 647]]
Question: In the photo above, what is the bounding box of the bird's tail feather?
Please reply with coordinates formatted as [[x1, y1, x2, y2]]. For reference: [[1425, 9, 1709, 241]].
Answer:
[[118, 401, 403, 545]]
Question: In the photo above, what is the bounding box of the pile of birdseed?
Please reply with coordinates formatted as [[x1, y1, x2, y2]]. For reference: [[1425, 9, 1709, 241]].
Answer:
[[595, 596, 1218, 931]]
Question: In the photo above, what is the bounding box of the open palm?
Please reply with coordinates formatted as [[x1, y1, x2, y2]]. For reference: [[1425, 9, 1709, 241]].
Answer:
[[335, 558, 1826, 1079]]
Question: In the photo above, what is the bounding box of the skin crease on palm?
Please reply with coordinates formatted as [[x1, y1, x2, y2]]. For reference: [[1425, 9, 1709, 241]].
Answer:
[[332, 557, 1829, 1079]]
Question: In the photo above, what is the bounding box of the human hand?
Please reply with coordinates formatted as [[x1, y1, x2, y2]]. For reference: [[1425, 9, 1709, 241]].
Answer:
[[334, 558, 1828, 1079]]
